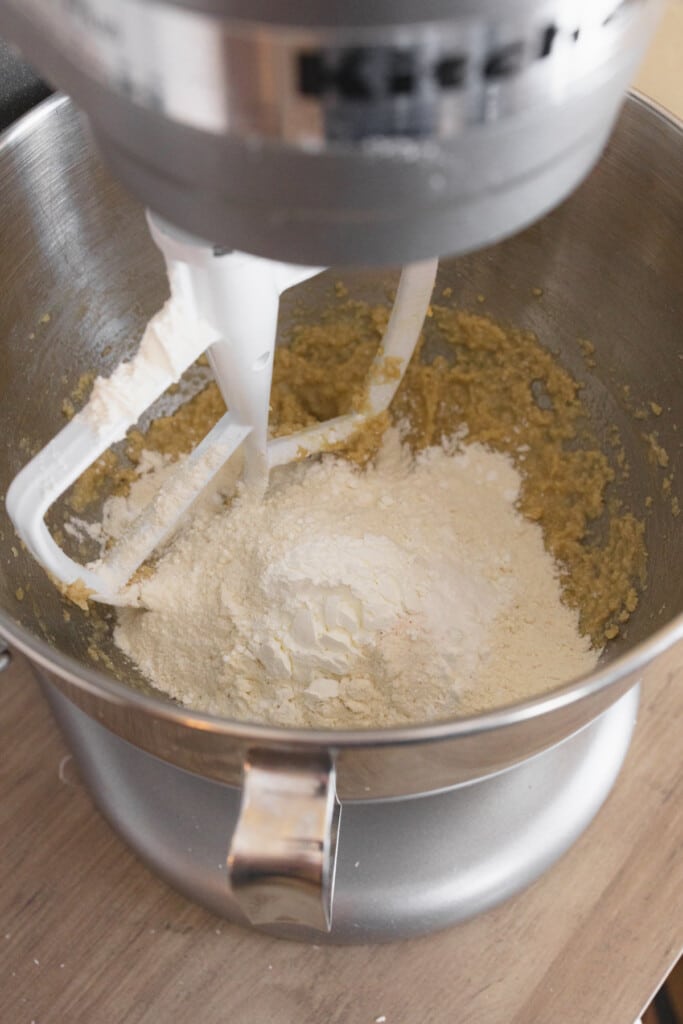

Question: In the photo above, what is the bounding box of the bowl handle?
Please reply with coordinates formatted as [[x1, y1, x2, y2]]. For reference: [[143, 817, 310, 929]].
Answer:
[[227, 749, 341, 932]]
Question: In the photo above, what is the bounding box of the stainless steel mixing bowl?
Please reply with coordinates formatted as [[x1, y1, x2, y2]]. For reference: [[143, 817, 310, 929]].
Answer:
[[0, 93, 681, 938]]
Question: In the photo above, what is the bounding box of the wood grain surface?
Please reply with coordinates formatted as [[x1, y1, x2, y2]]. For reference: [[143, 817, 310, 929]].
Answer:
[[1, 648, 681, 1024]]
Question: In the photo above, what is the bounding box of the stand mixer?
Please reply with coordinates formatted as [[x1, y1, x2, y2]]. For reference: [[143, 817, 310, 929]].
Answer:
[[0, 0, 674, 941]]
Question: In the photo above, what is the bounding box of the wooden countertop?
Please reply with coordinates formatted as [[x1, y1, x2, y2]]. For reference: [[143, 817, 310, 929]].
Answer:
[[1, 648, 682, 1024], [2, 10, 683, 1024]]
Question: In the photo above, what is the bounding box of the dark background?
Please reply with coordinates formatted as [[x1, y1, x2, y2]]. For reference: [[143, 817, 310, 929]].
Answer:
[[0, 36, 51, 131]]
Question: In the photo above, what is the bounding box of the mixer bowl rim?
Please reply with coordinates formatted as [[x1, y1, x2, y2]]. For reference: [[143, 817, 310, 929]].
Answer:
[[1, 90, 682, 747]]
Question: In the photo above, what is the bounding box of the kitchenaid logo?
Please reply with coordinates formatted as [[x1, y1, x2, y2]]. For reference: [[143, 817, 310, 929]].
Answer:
[[297, 0, 641, 100]]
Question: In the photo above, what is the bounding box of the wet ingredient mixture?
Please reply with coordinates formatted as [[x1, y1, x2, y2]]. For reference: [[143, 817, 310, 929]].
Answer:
[[67, 294, 646, 726]]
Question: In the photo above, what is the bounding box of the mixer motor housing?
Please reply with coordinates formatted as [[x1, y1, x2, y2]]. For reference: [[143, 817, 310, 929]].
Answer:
[[0, 0, 663, 264]]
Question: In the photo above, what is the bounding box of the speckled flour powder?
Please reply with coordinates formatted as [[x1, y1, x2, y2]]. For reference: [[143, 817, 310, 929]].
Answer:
[[102, 428, 599, 727]]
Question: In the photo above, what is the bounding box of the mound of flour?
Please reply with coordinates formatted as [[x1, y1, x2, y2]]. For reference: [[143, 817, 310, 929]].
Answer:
[[104, 430, 598, 726]]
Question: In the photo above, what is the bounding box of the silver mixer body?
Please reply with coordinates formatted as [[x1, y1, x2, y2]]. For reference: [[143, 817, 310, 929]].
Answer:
[[0, 0, 680, 942], [0, 0, 664, 264]]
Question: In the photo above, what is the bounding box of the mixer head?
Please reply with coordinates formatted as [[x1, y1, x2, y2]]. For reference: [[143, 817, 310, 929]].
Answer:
[[0, 0, 663, 265]]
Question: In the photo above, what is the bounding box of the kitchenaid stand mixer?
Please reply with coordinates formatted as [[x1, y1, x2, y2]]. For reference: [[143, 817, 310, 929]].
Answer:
[[0, 0, 671, 940]]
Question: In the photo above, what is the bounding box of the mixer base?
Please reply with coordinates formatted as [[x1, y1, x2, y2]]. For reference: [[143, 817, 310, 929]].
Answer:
[[42, 679, 638, 943]]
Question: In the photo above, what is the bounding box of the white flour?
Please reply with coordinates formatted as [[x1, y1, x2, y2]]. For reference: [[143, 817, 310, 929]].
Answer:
[[83, 299, 218, 439], [102, 430, 598, 727]]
